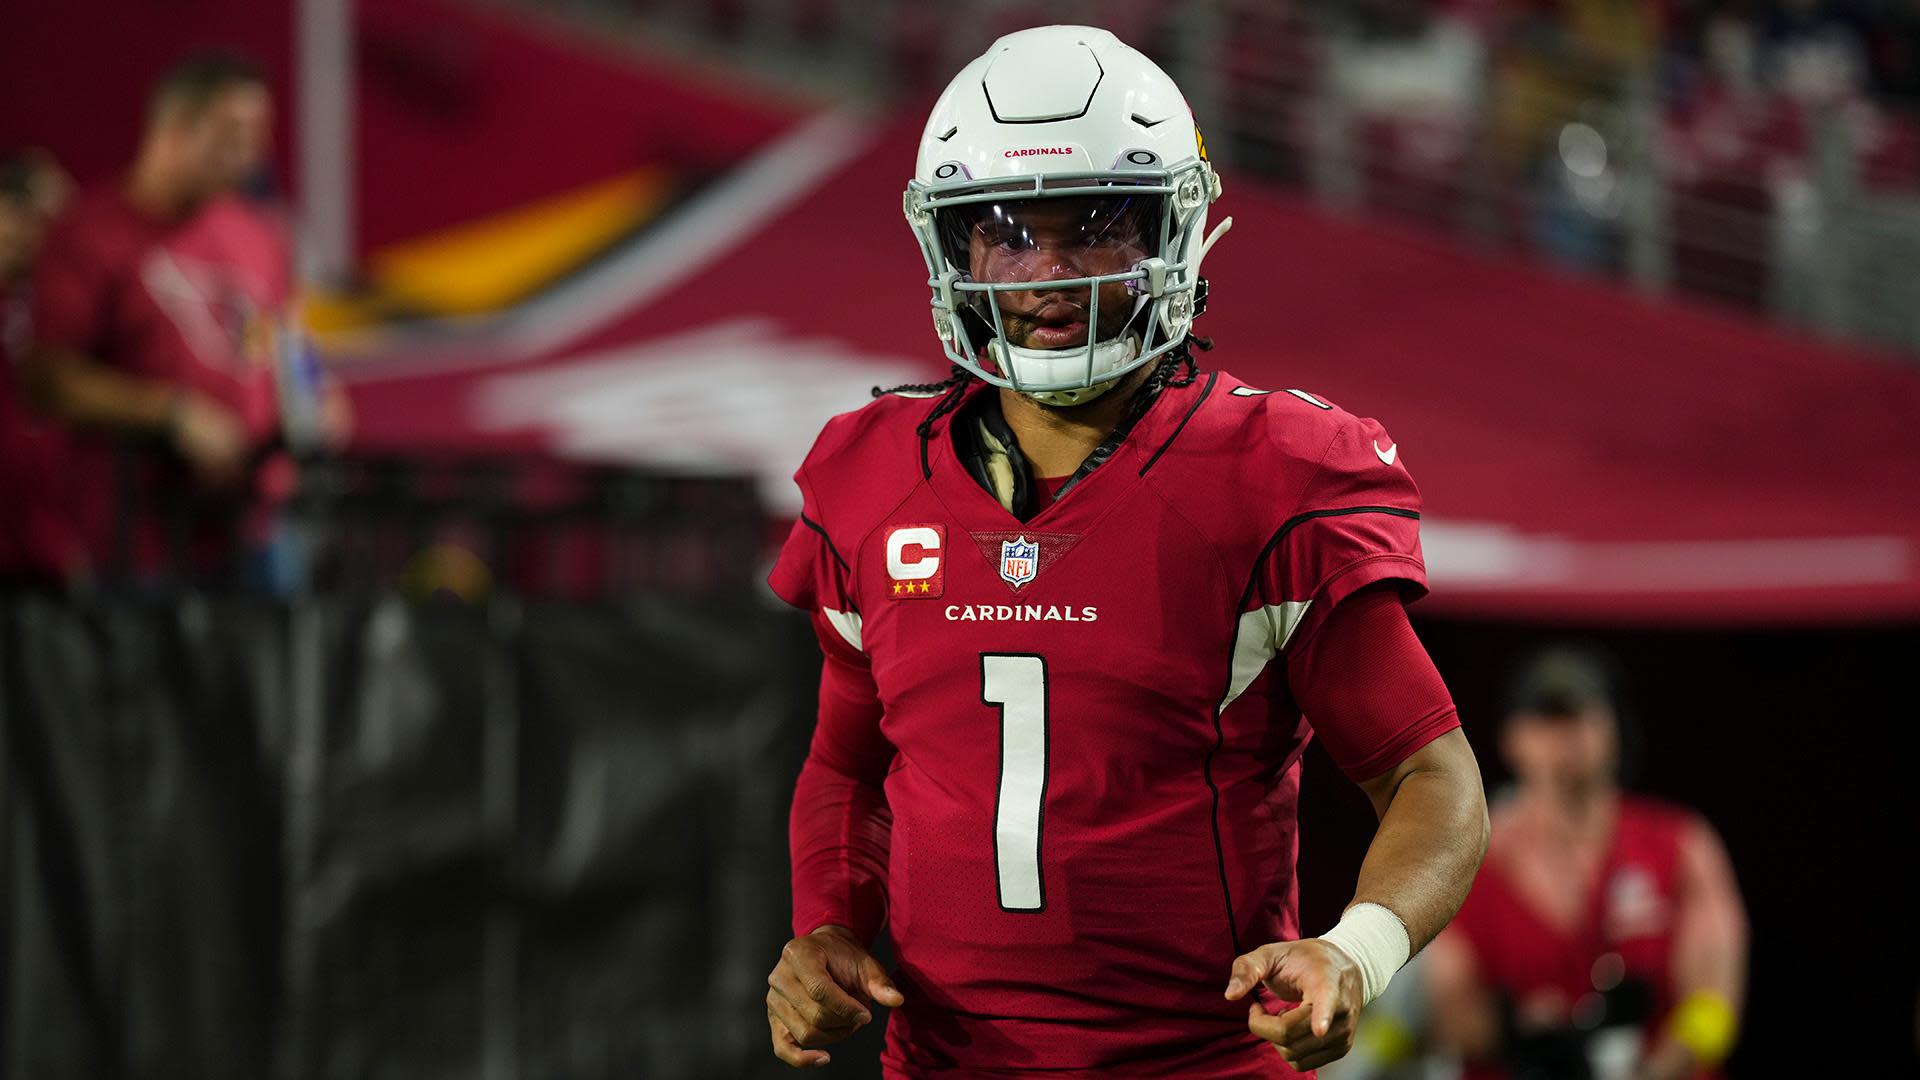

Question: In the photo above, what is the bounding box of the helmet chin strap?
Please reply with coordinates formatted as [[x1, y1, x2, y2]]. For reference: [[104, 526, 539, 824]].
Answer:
[[987, 333, 1142, 407]]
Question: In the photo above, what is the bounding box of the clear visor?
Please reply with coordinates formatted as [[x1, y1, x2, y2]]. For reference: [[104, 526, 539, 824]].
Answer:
[[934, 192, 1164, 358], [935, 192, 1162, 285]]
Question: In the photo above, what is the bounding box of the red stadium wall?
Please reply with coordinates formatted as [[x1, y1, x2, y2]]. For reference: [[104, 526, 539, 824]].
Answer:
[[0, 0, 296, 190], [353, 0, 806, 253], [0, 0, 806, 261]]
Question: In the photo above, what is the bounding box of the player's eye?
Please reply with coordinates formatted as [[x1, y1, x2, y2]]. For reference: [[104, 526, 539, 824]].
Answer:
[[981, 226, 1032, 252]]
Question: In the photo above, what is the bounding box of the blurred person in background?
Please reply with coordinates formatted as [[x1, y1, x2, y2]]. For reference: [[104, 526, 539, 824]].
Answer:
[[0, 148, 78, 584], [18, 50, 346, 593], [1424, 645, 1747, 1080]]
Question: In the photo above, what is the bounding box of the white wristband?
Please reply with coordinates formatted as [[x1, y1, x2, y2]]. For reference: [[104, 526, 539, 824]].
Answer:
[[1318, 902, 1411, 1007]]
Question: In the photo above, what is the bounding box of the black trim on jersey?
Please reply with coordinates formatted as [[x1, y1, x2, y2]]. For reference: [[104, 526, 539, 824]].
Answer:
[[1242, 507, 1421, 609], [1203, 504, 1422, 956], [983, 652, 1050, 914], [1050, 369, 1180, 502], [1138, 370, 1218, 477], [915, 380, 976, 480], [799, 513, 849, 572]]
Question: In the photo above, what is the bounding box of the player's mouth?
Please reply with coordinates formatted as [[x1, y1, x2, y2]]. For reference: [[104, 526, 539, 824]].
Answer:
[[1022, 305, 1090, 349], [1026, 321, 1088, 348]]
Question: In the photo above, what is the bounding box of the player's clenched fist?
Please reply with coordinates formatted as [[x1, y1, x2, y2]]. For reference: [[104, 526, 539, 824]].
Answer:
[[766, 924, 906, 1068], [1223, 938, 1365, 1073]]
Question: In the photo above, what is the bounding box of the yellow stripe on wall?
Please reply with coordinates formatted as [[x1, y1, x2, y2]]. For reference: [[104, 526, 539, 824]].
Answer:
[[367, 167, 674, 315]]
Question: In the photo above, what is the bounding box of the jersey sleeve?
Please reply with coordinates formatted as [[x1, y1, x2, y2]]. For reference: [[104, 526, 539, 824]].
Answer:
[[1264, 412, 1426, 654], [1285, 584, 1460, 781], [788, 609, 894, 942], [774, 444, 892, 941], [767, 465, 855, 616]]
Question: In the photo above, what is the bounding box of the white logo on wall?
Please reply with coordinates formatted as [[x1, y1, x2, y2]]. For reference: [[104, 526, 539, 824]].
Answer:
[[473, 319, 924, 513]]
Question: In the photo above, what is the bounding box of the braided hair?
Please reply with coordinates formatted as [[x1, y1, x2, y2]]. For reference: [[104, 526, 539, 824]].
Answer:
[[1112, 335, 1205, 435], [872, 365, 976, 443]]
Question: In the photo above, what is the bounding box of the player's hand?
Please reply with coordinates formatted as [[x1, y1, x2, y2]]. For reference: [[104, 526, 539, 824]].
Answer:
[[766, 924, 905, 1068], [167, 392, 250, 488], [1224, 937, 1365, 1073]]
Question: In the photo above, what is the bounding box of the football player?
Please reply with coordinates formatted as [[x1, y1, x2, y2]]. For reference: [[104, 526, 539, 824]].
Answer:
[[767, 26, 1489, 1078]]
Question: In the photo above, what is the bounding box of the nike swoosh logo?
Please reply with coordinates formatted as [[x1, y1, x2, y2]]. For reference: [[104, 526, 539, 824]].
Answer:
[[1373, 439, 1398, 466]]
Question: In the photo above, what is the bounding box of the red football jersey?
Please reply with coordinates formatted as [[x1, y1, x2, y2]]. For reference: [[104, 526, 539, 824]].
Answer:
[[771, 372, 1455, 1078], [1448, 797, 1719, 1080]]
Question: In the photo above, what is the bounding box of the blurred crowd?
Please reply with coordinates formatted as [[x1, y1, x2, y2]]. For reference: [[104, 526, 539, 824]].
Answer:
[[1268, 0, 1920, 300], [592, 0, 1920, 334]]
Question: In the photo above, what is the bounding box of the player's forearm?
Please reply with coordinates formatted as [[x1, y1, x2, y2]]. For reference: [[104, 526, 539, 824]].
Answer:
[[789, 755, 892, 944], [1670, 822, 1747, 1008], [1349, 732, 1488, 951], [790, 637, 896, 943], [1669, 920, 1744, 1022], [25, 347, 179, 436], [1645, 821, 1747, 1075]]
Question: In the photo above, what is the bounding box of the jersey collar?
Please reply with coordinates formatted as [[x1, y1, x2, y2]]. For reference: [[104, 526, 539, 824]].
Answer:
[[922, 370, 1213, 534]]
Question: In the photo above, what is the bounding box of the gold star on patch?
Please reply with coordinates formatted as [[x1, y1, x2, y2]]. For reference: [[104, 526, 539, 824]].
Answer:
[[892, 582, 905, 595]]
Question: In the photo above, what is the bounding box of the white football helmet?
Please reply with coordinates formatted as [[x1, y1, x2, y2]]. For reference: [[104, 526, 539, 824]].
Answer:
[[904, 25, 1229, 405]]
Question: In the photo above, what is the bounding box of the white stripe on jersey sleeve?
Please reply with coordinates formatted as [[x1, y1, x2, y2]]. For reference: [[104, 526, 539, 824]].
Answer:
[[1218, 601, 1311, 712], [822, 607, 864, 652]]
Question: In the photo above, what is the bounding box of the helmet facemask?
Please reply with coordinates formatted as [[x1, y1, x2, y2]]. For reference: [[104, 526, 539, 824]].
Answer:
[[907, 165, 1214, 405]]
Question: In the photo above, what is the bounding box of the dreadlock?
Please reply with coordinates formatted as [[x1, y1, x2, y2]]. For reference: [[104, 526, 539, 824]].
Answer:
[[873, 364, 979, 453], [873, 366, 970, 401], [1112, 336, 1204, 436]]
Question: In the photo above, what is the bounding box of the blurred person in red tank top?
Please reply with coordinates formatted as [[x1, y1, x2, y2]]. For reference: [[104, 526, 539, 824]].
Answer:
[[0, 149, 80, 583], [18, 51, 348, 591], [1424, 646, 1747, 1080]]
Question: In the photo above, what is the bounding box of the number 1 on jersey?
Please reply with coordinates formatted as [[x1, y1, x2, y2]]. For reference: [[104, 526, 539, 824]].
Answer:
[[982, 653, 1048, 912]]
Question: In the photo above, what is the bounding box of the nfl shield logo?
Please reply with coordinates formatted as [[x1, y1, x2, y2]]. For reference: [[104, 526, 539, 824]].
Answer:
[[999, 536, 1039, 588]]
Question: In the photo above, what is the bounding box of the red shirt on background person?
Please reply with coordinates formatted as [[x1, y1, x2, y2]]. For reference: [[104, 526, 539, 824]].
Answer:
[[19, 51, 344, 588], [31, 182, 295, 581], [1424, 647, 1748, 1080]]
